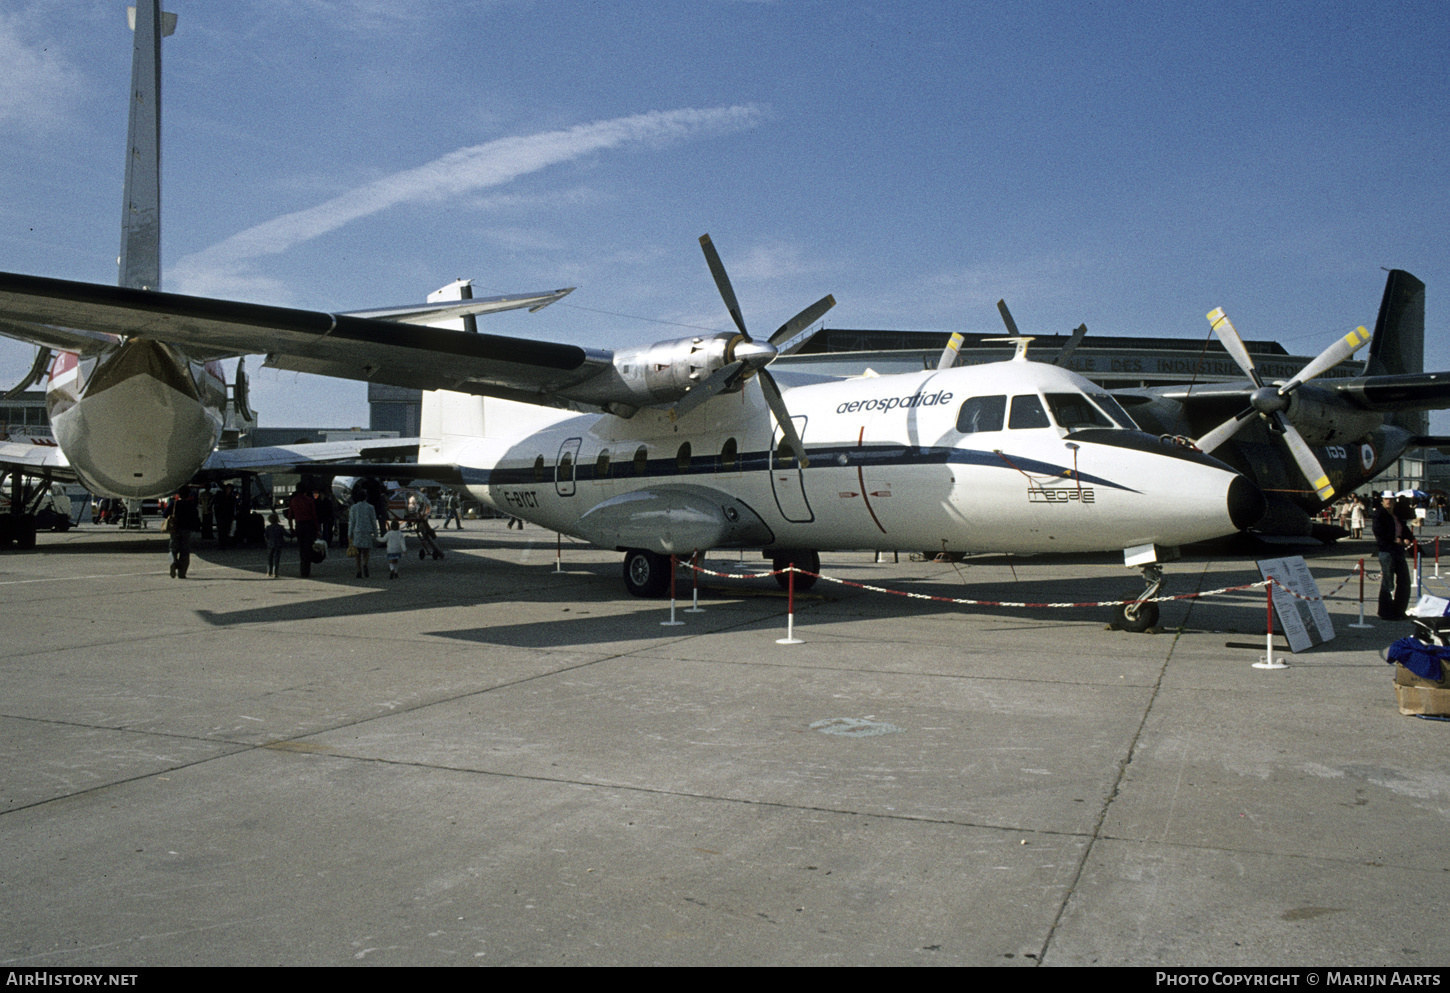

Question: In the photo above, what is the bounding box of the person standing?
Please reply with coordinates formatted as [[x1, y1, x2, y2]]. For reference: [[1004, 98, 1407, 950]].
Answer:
[[384, 518, 406, 580], [263, 513, 286, 578], [444, 490, 463, 530], [289, 486, 319, 578], [213, 482, 237, 549], [198, 485, 214, 540], [1373, 491, 1416, 620], [314, 487, 336, 547], [348, 490, 379, 579], [1350, 494, 1366, 539], [167, 488, 201, 579]]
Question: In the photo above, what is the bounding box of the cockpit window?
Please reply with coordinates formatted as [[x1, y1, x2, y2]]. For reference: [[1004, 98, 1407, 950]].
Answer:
[[1087, 392, 1137, 430], [1044, 393, 1116, 431], [1008, 394, 1052, 430], [956, 395, 1006, 434]]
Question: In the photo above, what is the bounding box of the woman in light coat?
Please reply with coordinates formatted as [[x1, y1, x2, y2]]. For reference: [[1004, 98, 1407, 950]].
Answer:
[[348, 491, 380, 579]]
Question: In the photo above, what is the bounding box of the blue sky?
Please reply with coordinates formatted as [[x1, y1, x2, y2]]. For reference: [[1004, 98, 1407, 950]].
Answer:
[[2, 0, 1448, 428]]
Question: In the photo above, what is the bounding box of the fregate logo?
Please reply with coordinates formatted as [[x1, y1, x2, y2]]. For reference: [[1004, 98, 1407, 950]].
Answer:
[[836, 390, 954, 415]]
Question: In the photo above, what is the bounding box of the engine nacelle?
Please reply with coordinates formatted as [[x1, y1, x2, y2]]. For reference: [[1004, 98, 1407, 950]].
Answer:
[[607, 332, 739, 406], [1283, 384, 1383, 445]]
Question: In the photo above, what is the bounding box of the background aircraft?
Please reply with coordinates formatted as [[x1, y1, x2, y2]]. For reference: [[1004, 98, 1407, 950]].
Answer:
[[1112, 269, 1450, 540]]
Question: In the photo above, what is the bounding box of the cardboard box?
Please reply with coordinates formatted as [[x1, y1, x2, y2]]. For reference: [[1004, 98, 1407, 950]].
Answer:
[[1394, 663, 1450, 715], [1394, 683, 1450, 716]]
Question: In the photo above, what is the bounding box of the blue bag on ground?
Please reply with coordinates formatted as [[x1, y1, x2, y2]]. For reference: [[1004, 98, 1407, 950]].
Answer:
[[1387, 637, 1448, 682]]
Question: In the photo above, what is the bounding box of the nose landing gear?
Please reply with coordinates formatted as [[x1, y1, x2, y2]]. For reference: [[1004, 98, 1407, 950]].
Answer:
[[1114, 562, 1164, 632]]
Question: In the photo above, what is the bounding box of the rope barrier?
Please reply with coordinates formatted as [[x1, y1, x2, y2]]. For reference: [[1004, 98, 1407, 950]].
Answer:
[[681, 560, 1368, 610]]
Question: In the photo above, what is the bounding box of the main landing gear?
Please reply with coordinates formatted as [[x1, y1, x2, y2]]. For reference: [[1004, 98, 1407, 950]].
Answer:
[[771, 550, 819, 592], [622, 548, 671, 598], [1113, 562, 1164, 633]]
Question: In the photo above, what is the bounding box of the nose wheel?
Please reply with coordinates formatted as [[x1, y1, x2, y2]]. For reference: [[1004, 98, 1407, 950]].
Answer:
[[1115, 563, 1164, 632]]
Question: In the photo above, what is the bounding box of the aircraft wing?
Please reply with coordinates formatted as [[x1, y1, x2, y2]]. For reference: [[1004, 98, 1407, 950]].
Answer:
[[0, 439, 77, 482], [0, 316, 122, 357], [201, 438, 423, 475], [1115, 372, 1450, 414], [0, 271, 608, 398]]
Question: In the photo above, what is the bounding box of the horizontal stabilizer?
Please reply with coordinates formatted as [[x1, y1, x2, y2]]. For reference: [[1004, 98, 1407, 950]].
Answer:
[[343, 287, 575, 324]]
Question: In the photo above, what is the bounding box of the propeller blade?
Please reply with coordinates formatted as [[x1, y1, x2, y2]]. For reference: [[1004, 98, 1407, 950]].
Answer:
[[758, 369, 808, 468], [666, 360, 745, 422], [996, 299, 1021, 337], [3, 347, 52, 400], [1277, 325, 1371, 395], [936, 331, 965, 371], [1194, 406, 1257, 454], [768, 294, 836, 355], [1053, 323, 1088, 368], [1275, 413, 1335, 500], [1206, 307, 1265, 389], [699, 233, 750, 339]]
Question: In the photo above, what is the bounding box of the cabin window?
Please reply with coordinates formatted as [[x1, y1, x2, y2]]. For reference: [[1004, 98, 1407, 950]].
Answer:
[[676, 442, 692, 473], [633, 445, 648, 476], [558, 451, 573, 479], [532, 455, 545, 482], [720, 437, 738, 471], [1044, 393, 1115, 431], [1008, 394, 1051, 430], [595, 449, 611, 479], [956, 395, 1006, 434]]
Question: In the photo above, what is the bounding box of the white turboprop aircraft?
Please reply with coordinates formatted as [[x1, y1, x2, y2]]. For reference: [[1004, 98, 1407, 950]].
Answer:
[[0, 230, 1267, 628], [0, 1, 570, 510]]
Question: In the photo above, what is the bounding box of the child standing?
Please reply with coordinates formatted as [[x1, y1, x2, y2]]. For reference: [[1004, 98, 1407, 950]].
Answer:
[[384, 518, 407, 580], [263, 512, 286, 578]]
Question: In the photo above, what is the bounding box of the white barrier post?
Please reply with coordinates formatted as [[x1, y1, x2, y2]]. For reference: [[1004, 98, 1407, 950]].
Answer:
[[1349, 558, 1374, 629], [685, 550, 705, 613], [554, 532, 563, 573], [776, 566, 803, 645], [1255, 582, 1287, 669], [662, 553, 684, 627]]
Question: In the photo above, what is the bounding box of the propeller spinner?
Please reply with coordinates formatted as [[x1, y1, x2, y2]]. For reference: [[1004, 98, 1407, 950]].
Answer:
[[668, 234, 835, 468], [1193, 307, 1371, 501]]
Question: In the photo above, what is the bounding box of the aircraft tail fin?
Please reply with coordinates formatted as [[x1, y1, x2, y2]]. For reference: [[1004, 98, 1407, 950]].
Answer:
[[1365, 270, 1425, 377], [118, 1, 172, 291], [1365, 269, 1427, 435]]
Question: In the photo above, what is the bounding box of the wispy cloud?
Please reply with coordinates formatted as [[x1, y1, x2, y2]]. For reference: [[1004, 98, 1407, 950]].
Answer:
[[0, 13, 84, 135], [172, 105, 766, 299]]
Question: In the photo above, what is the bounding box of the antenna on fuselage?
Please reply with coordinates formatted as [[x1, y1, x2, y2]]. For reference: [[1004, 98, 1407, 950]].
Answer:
[[983, 336, 1035, 361], [118, 2, 176, 292]]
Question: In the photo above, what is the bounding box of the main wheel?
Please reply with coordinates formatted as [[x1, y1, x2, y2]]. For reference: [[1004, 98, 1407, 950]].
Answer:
[[1114, 600, 1159, 632], [622, 549, 671, 598], [771, 550, 820, 592]]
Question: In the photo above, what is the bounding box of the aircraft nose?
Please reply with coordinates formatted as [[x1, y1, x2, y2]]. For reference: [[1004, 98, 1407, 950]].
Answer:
[[1227, 475, 1267, 531]]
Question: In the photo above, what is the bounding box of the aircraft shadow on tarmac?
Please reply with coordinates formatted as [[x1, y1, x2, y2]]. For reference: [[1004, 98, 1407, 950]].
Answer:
[[184, 537, 1315, 646]]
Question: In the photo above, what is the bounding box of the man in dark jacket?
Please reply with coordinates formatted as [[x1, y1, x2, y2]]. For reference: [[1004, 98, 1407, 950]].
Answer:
[[167, 488, 202, 579], [1373, 491, 1416, 620], [289, 486, 318, 578]]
